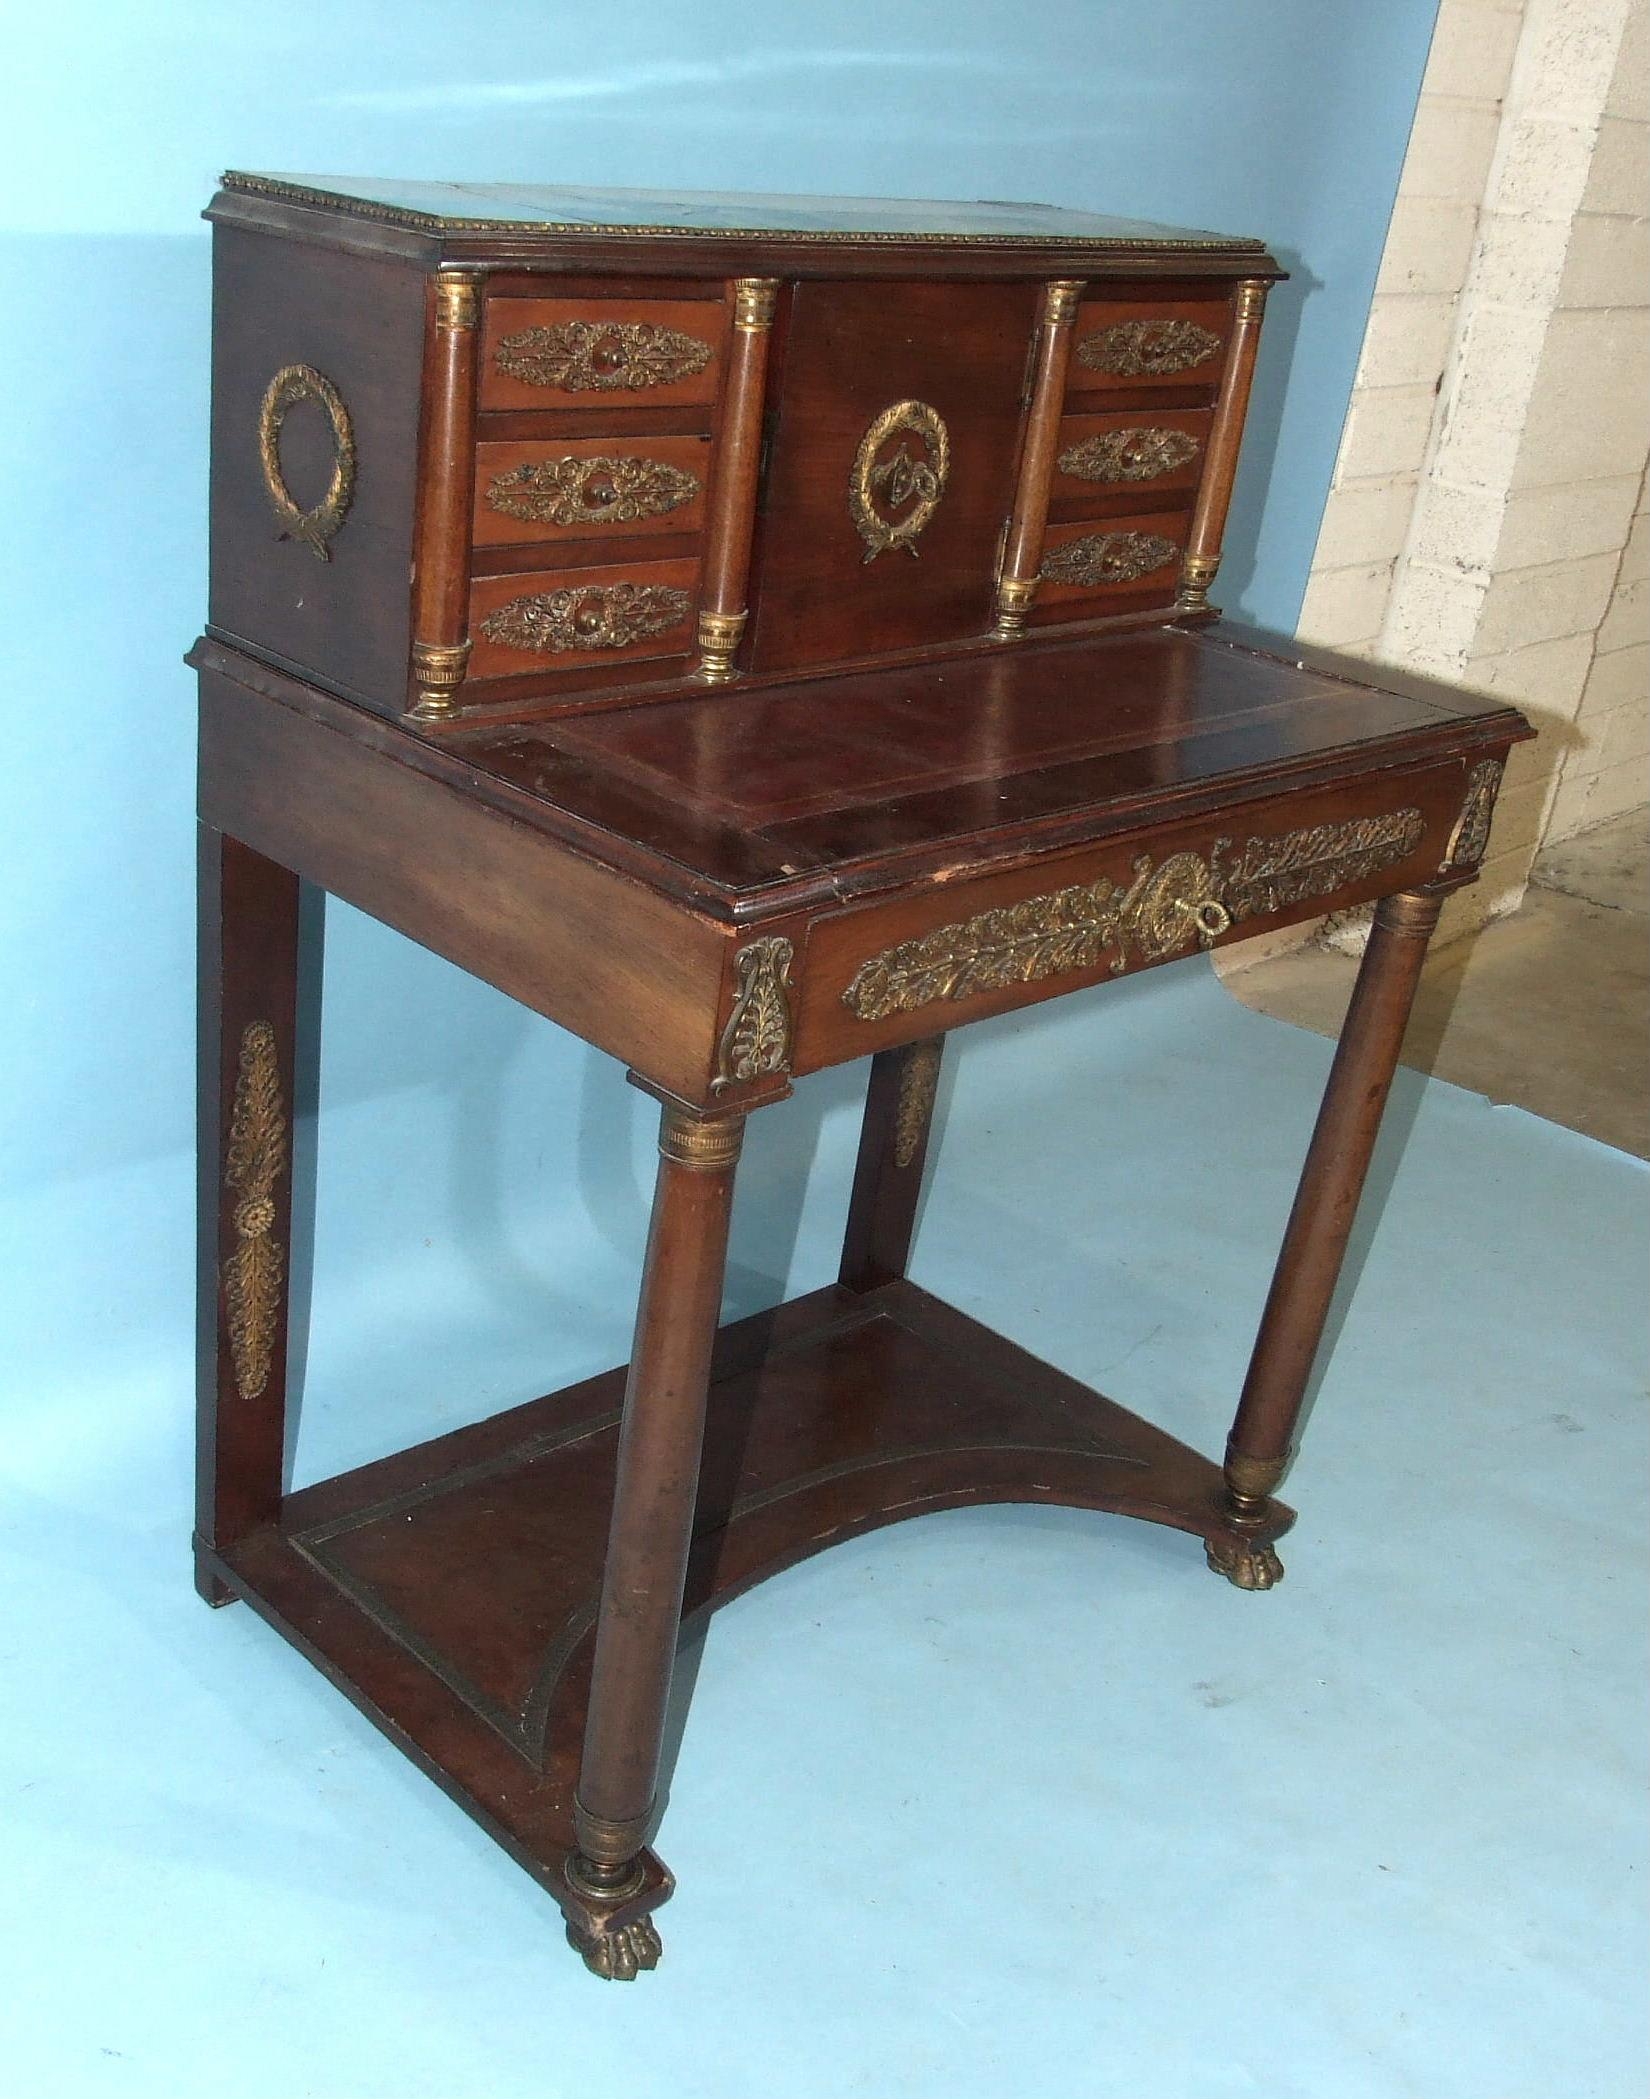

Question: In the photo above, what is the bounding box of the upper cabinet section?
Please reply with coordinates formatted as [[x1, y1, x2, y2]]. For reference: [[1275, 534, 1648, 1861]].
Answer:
[[204, 178, 1281, 729]]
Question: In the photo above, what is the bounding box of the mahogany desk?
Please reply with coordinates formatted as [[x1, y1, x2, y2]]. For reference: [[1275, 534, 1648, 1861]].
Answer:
[[192, 177, 1531, 1980]]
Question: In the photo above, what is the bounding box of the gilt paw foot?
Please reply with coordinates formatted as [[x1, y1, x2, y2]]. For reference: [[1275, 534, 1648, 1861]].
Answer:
[[1205, 1534, 1284, 1591], [567, 1915, 662, 1981]]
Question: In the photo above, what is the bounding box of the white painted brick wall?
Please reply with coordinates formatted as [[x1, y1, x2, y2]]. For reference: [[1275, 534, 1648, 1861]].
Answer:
[[1286, 0, 1649, 956]]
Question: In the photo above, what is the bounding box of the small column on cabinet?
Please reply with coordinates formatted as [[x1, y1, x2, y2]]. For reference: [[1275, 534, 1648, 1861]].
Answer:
[[693, 277, 782, 684], [408, 270, 483, 722], [1177, 278, 1268, 617], [993, 279, 1084, 641]]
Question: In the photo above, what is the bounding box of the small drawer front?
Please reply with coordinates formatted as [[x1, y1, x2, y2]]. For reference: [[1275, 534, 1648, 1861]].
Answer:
[[480, 299, 725, 411], [468, 557, 699, 677], [1051, 408, 1211, 505], [793, 770, 1464, 1069], [473, 436, 712, 547], [1035, 509, 1190, 610], [1067, 297, 1230, 396]]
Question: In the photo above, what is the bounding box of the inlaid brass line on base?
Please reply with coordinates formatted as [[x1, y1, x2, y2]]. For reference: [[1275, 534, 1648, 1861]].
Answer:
[[841, 811, 1425, 1022], [224, 1020, 287, 1402]]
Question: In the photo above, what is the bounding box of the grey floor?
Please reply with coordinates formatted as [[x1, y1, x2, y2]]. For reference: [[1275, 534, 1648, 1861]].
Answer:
[[1222, 811, 1649, 1159]]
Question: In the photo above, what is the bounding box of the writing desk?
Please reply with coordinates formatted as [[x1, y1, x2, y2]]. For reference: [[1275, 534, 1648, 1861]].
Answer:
[[192, 177, 1530, 1979]]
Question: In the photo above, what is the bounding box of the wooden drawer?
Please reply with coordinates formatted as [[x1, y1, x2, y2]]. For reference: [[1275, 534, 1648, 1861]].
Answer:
[[1066, 296, 1230, 396], [1051, 408, 1211, 505], [468, 556, 699, 677], [792, 766, 1466, 1068], [480, 298, 725, 410], [472, 436, 711, 548], [1035, 509, 1190, 610]]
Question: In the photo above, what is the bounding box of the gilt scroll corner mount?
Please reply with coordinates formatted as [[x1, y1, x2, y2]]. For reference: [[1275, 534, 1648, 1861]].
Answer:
[[713, 936, 795, 1094], [257, 363, 356, 561], [849, 399, 950, 563], [1444, 759, 1504, 870]]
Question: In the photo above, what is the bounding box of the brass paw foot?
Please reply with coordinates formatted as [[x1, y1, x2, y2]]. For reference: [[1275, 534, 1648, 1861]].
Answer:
[[1205, 1534, 1284, 1591], [567, 1915, 662, 1981]]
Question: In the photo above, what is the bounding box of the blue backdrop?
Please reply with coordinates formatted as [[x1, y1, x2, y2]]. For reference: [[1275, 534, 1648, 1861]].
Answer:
[[0, 0, 1440, 1463]]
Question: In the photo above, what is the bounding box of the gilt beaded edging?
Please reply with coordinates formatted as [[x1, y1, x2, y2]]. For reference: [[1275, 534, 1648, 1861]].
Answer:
[[219, 174, 1271, 251]]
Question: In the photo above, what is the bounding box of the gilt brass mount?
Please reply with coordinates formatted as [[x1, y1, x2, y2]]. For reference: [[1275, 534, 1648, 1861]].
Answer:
[[480, 583, 691, 654], [495, 319, 714, 393], [224, 1021, 287, 1402], [256, 363, 356, 561], [849, 400, 950, 563], [713, 936, 795, 1092], [842, 810, 1426, 1021]]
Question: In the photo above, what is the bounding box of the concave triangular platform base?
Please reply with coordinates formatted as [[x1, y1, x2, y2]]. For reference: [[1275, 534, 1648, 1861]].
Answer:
[[199, 1280, 1292, 1943]]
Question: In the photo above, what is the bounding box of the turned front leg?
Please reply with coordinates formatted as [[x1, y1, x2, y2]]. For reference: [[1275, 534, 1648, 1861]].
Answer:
[[840, 1035, 945, 1293], [196, 828, 306, 1606], [1212, 888, 1442, 1588], [568, 1099, 744, 1975]]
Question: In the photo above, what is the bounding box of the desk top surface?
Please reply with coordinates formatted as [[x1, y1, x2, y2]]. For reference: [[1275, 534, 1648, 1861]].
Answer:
[[424, 624, 1526, 914]]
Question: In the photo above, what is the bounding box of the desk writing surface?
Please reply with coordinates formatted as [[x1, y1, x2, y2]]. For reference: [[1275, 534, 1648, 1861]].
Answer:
[[447, 624, 1523, 905]]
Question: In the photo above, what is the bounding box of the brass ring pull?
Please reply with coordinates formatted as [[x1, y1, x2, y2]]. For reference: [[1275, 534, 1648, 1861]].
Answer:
[[1183, 897, 1232, 942], [257, 363, 356, 561]]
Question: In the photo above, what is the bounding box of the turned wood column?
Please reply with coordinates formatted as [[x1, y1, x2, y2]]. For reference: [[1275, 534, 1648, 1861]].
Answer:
[[693, 278, 781, 682], [408, 271, 483, 721], [1177, 277, 1268, 616], [840, 1036, 945, 1292], [571, 1100, 744, 1894], [1218, 888, 1442, 1566], [993, 280, 1083, 639], [195, 828, 306, 1605]]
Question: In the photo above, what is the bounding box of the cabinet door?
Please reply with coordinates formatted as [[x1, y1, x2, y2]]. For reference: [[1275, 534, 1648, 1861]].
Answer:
[[747, 279, 1035, 673]]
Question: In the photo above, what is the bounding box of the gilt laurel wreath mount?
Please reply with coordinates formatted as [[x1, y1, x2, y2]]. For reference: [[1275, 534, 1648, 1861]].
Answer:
[[849, 400, 950, 562], [257, 363, 356, 561]]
